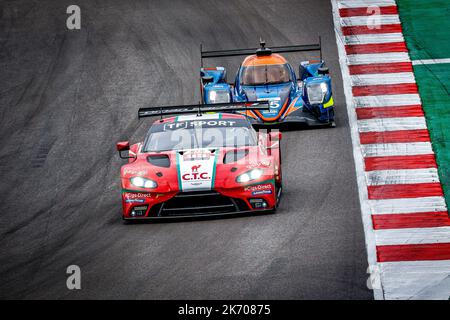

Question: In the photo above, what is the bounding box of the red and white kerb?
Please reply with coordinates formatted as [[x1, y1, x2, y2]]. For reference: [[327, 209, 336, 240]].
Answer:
[[332, 0, 450, 299]]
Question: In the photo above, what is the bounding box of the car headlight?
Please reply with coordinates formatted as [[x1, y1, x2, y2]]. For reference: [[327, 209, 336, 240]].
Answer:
[[130, 177, 157, 189], [209, 90, 230, 104], [307, 82, 328, 104], [236, 169, 263, 183]]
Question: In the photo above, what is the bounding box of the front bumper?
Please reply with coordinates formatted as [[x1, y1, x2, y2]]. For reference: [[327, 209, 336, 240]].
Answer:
[[247, 106, 335, 128], [122, 183, 278, 219], [123, 208, 275, 220]]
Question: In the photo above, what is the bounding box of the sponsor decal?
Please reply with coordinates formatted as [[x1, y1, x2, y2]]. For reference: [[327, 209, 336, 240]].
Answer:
[[123, 192, 152, 199], [246, 163, 269, 169], [259, 97, 281, 115], [183, 150, 211, 161], [244, 183, 272, 192], [177, 149, 217, 191], [252, 189, 272, 196], [123, 168, 147, 176], [245, 159, 271, 169], [182, 164, 211, 181], [125, 199, 145, 203], [163, 120, 236, 131]]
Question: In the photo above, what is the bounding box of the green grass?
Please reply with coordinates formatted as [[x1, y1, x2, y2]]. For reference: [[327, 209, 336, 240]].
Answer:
[[397, 0, 450, 207], [397, 0, 450, 60]]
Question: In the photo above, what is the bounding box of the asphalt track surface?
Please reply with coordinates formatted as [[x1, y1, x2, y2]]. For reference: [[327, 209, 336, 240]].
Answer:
[[0, 0, 373, 299]]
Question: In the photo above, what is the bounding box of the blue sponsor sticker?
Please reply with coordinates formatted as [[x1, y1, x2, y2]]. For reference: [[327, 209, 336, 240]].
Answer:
[[125, 199, 145, 203], [252, 190, 272, 196]]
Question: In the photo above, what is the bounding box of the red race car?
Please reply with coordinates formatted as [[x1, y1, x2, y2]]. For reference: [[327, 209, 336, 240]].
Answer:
[[117, 102, 283, 220]]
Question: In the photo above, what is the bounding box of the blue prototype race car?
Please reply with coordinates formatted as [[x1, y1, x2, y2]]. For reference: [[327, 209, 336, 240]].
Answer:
[[200, 39, 335, 127]]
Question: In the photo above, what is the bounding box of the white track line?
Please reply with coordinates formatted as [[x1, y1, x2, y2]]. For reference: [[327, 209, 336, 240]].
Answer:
[[357, 117, 427, 132], [380, 260, 450, 300], [366, 168, 439, 186], [369, 197, 448, 215], [354, 94, 421, 107], [341, 15, 400, 27], [345, 33, 404, 45], [332, 0, 384, 300], [338, 0, 396, 8], [351, 72, 415, 86], [361, 142, 433, 157], [412, 58, 450, 65], [347, 52, 410, 65], [375, 226, 450, 246]]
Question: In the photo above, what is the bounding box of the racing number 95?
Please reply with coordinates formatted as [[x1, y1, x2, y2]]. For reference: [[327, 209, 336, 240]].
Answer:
[[222, 304, 270, 315]]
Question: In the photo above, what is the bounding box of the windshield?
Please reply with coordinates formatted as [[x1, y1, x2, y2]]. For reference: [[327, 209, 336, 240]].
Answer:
[[240, 63, 290, 86], [143, 118, 257, 152]]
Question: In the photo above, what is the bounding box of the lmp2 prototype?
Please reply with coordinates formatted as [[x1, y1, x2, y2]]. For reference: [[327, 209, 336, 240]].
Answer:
[[116, 102, 282, 220], [200, 39, 335, 127]]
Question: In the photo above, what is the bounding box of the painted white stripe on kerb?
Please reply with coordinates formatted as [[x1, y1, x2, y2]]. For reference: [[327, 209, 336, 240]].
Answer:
[[347, 52, 410, 65], [361, 142, 433, 157], [380, 260, 450, 300], [345, 33, 404, 45], [341, 15, 400, 27], [412, 58, 450, 65], [351, 72, 416, 86], [412, 276, 450, 300], [338, 0, 396, 9], [347, 53, 410, 66], [366, 168, 439, 186], [357, 117, 427, 132], [375, 226, 450, 246], [354, 94, 421, 107], [369, 197, 448, 215]]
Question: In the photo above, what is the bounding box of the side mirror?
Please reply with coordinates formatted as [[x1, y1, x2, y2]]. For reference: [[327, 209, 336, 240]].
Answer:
[[117, 141, 130, 151], [298, 64, 309, 81], [201, 75, 214, 85], [318, 66, 329, 75], [117, 141, 135, 159]]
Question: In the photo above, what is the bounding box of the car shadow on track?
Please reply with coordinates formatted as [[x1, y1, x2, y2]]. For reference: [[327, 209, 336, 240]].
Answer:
[[253, 122, 335, 132], [122, 210, 277, 225]]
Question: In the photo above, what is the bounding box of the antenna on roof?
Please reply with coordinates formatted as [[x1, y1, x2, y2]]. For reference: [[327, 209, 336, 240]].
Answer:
[[256, 38, 271, 56], [259, 38, 266, 49]]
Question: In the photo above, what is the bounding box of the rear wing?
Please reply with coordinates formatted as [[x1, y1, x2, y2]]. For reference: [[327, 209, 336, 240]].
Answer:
[[138, 101, 270, 119], [200, 38, 322, 67]]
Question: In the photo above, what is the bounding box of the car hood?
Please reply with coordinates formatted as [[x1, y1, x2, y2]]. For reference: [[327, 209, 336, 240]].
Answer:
[[121, 147, 272, 193]]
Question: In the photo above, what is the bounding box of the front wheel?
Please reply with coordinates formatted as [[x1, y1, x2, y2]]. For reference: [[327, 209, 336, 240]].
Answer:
[[275, 181, 282, 208]]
